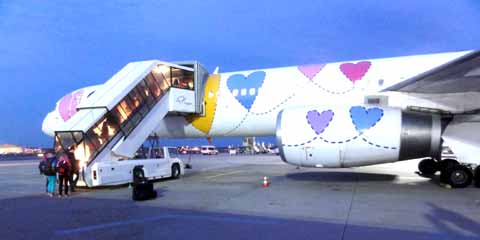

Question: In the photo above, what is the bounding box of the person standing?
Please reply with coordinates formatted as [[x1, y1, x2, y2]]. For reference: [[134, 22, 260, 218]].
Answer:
[[39, 152, 57, 197], [67, 146, 78, 192], [57, 154, 71, 197]]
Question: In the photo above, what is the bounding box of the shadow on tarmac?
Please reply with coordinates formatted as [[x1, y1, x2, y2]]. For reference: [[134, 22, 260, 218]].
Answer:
[[1, 194, 478, 240], [285, 171, 396, 182], [425, 202, 480, 238]]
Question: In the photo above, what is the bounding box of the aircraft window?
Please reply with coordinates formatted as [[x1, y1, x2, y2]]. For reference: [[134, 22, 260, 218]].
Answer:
[[159, 76, 170, 93], [112, 107, 126, 124], [72, 132, 83, 144], [145, 74, 162, 98], [240, 89, 247, 96], [56, 132, 78, 151], [232, 89, 238, 97], [127, 88, 144, 110], [91, 118, 107, 145], [137, 80, 155, 107], [116, 100, 132, 122], [137, 102, 149, 118], [128, 111, 143, 130], [171, 68, 194, 90], [151, 65, 171, 91], [85, 128, 101, 150], [184, 70, 194, 90], [249, 88, 256, 96], [83, 136, 99, 160]]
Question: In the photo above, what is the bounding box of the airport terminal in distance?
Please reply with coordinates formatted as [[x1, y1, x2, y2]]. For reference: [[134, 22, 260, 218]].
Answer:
[[2, 50, 480, 239]]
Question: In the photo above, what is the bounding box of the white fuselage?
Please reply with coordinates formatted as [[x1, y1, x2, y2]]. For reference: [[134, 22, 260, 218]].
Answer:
[[152, 51, 474, 139]]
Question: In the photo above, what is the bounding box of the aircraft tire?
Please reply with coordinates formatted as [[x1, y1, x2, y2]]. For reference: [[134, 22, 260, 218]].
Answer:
[[474, 166, 480, 188], [418, 158, 437, 175], [446, 165, 473, 188], [439, 159, 459, 183]]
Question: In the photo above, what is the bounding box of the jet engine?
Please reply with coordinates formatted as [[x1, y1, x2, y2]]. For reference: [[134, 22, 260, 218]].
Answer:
[[276, 105, 442, 168]]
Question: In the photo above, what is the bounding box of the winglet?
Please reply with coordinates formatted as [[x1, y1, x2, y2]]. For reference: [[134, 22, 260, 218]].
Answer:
[[213, 66, 220, 74]]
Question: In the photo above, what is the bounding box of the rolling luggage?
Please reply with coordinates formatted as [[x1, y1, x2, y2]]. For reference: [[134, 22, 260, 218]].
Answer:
[[132, 166, 157, 201]]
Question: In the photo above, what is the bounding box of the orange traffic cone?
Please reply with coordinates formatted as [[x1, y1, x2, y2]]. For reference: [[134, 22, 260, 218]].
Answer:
[[262, 176, 270, 188]]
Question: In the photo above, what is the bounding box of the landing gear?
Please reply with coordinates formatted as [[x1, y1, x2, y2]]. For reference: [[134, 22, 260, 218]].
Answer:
[[443, 165, 473, 188], [474, 166, 480, 188], [439, 159, 459, 183], [418, 158, 438, 175]]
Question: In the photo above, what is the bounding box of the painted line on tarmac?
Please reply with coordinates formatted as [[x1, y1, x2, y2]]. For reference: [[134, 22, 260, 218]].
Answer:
[[0, 162, 37, 167], [205, 170, 245, 179], [56, 213, 281, 235]]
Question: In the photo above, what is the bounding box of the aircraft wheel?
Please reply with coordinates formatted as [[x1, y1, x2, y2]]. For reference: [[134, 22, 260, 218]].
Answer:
[[439, 159, 459, 183], [171, 164, 181, 179], [446, 165, 473, 188], [418, 158, 438, 175], [474, 166, 480, 188]]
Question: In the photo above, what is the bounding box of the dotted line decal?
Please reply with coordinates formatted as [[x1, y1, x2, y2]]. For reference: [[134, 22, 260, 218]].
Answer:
[[361, 137, 397, 150], [224, 112, 249, 135], [310, 81, 355, 95], [225, 92, 298, 134], [283, 134, 396, 150], [283, 134, 362, 147], [250, 93, 296, 116]]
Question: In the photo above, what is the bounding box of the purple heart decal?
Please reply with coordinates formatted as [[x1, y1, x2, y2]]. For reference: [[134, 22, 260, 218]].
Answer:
[[58, 90, 84, 121], [298, 64, 326, 80], [340, 61, 371, 83], [306, 110, 334, 135]]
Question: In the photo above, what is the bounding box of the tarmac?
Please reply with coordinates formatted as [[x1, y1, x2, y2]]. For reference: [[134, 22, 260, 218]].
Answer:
[[1, 154, 479, 240]]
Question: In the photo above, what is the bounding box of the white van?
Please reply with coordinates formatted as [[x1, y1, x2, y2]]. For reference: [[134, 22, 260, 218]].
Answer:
[[200, 145, 218, 155]]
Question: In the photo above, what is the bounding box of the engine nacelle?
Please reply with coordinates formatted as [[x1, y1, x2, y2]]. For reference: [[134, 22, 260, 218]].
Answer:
[[276, 105, 442, 168]]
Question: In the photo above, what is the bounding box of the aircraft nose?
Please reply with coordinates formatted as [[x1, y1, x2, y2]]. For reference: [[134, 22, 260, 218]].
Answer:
[[41, 112, 56, 137]]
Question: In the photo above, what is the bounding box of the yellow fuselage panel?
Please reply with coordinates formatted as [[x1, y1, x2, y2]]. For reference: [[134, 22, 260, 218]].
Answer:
[[185, 74, 220, 134]]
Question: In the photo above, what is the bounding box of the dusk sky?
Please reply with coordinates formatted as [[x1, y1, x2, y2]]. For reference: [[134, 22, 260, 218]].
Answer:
[[0, 0, 479, 147]]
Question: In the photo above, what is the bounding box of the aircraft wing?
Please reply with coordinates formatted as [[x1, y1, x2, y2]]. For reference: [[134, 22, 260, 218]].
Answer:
[[383, 50, 480, 93]]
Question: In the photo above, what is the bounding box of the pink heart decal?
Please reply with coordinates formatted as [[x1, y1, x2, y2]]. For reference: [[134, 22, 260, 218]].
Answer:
[[306, 110, 334, 135], [340, 61, 371, 83], [298, 64, 325, 80], [58, 90, 84, 121]]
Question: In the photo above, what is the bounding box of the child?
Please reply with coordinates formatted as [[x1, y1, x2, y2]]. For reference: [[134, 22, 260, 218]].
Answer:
[[43, 152, 57, 197]]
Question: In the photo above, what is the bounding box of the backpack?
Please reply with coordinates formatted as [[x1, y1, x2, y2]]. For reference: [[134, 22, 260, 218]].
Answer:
[[57, 159, 70, 175], [39, 157, 56, 175], [38, 161, 48, 175]]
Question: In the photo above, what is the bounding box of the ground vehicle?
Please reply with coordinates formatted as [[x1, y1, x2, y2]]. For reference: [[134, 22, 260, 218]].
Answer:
[[79, 146, 184, 187], [200, 145, 218, 155]]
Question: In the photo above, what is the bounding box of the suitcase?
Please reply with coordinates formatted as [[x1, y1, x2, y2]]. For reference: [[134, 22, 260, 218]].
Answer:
[[132, 166, 157, 201]]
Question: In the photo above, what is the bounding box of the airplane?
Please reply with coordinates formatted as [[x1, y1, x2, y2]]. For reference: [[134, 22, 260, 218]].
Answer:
[[42, 50, 480, 188]]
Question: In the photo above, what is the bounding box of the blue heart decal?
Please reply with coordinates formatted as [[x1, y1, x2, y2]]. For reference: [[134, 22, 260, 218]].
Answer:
[[350, 106, 384, 132], [227, 71, 266, 110]]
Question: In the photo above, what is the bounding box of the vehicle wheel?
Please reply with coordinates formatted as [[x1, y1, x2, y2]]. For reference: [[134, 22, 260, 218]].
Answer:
[[474, 166, 480, 188], [418, 158, 438, 175], [446, 165, 473, 188], [171, 164, 181, 179], [439, 159, 459, 183]]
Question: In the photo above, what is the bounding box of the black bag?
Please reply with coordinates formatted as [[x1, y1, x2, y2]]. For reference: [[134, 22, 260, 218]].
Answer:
[[39, 158, 56, 175], [39, 161, 48, 175], [132, 166, 157, 201]]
